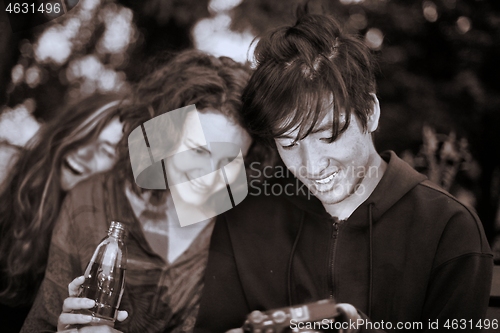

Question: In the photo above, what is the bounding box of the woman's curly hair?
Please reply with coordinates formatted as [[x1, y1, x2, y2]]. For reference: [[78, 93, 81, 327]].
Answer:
[[0, 93, 126, 306], [114, 49, 274, 194]]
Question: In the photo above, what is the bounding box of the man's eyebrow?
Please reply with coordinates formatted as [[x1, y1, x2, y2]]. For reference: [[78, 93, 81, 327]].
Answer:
[[310, 121, 334, 134], [275, 122, 334, 140], [275, 134, 295, 140]]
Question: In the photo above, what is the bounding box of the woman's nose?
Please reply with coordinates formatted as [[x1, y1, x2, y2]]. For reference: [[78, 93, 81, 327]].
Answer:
[[202, 171, 220, 187], [74, 144, 95, 162], [191, 165, 221, 185]]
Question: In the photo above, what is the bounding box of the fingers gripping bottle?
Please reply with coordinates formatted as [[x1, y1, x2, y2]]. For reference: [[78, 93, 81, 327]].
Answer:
[[78, 221, 127, 327]]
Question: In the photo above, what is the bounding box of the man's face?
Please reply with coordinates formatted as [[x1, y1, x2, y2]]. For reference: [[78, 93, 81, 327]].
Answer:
[[274, 109, 378, 206]]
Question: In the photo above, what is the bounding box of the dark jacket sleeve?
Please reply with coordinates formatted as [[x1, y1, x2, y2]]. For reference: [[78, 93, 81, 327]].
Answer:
[[419, 254, 492, 332], [20, 194, 83, 333], [356, 255, 492, 333], [194, 215, 251, 333], [357, 210, 493, 333], [419, 209, 493, 332]]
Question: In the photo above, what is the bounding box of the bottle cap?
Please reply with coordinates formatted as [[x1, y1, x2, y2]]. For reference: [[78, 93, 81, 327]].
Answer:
[[110, 221, 126, 231], [109, 221, 127, 239]]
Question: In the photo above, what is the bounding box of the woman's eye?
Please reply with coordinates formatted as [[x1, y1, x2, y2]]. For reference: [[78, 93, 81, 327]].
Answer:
[[100, 146, 116, 158], [193, 147, 209, 155], [185, 140, 210, 156]]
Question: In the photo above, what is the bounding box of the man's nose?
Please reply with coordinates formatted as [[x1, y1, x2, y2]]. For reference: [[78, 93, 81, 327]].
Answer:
[[300, 142, 328, 177]]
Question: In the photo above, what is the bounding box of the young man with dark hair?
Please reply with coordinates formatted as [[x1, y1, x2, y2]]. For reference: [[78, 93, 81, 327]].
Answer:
[[194, 12, 493, 333]]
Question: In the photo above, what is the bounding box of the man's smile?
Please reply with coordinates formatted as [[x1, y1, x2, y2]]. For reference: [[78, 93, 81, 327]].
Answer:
[[313, 170, 339, 184]]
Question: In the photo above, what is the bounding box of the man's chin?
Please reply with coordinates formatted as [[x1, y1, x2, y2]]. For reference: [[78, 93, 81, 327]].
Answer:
[[317, 197, 344, 206], [309, 190, 345, 206]]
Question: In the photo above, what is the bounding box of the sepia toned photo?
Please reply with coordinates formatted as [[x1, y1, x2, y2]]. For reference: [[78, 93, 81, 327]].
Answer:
[[0, 0, 499, 332]]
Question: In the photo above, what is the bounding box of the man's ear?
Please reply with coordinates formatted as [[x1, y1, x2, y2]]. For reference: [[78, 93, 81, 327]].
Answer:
[[367, 93, 381, 133]]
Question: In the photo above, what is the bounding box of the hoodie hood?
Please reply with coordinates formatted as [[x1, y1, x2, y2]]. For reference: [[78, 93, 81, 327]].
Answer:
[[364, 151, 427, 221], [280, 151, 427, 224]]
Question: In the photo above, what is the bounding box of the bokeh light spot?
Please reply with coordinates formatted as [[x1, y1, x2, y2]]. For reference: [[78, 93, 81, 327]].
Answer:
[[97, 7, 134, 54], [25, 66, 41, 88], [0, 100, 40, 146], [365, 28, 384, 50], [209, 0, 243, 12], [457, 16, 471, 34], [340, 0, 365, 4], [82, 0, 101, 11], [98, 70, 118, 91], [34, 26, 72, 65], [11, 64, 24, 85], [423, 1, 438, 23], [19, 40, 33, 57], [193, 13, 256, 64], [64, 18, 82, 39]]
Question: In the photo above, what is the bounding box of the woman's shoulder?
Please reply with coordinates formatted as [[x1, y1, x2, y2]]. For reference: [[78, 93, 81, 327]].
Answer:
[[63, 172, 129, 225], [54, 173, 118, 252], [65, 172, 114, 205]]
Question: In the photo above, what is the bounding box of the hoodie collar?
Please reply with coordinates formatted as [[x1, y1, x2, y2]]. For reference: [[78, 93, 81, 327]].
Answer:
[[282, 151, 427, 223], [362, 151, 427, 221]]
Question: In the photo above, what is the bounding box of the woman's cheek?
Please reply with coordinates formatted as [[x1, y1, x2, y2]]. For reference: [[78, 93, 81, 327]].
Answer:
[[93, 154, 117, 173]]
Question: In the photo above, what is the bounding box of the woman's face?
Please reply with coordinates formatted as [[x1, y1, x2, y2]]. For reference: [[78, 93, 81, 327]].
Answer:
[[165, 110, 252, 207], [60, 117, 123, 191]]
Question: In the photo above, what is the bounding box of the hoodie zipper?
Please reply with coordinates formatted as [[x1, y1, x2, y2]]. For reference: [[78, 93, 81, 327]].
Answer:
[[329, 220, 340, 299]]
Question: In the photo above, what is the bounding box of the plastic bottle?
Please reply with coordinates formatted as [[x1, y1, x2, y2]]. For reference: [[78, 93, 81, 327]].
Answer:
[[77, 221, 127, 327]]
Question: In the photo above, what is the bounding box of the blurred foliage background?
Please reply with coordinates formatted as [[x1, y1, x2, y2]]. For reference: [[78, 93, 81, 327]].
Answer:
[[0, 0, 499, 258]]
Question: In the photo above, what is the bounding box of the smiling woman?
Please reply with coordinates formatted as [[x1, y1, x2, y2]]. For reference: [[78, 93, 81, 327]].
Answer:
[[0, 93, 128, 332], [164, 109, 252, 225], [60, 115, 123, 191]]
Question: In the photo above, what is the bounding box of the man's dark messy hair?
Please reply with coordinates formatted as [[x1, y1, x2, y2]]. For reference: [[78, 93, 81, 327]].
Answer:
[[242, 7, 376, 147]]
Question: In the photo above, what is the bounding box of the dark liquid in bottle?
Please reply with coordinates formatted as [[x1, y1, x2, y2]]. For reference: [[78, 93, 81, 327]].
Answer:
[[77, 261, 126, 325]]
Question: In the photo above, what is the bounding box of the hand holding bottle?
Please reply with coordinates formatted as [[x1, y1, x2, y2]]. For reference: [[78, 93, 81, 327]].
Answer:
[[57, 276, 128, 332], [58, 221, 128, 332]]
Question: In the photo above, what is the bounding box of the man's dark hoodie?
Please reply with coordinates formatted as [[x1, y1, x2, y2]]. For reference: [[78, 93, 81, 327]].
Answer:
[[194, 151, 493, 332]]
